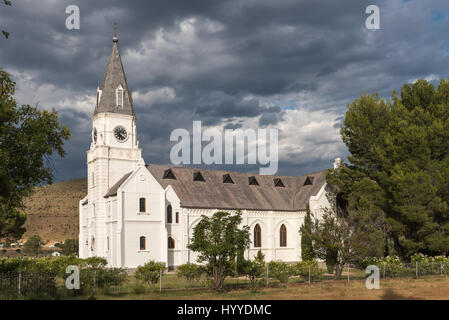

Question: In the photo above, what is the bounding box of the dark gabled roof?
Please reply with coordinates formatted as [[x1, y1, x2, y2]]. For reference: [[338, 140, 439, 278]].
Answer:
[[104, 165, 327, 210], [146, 164, 326, 211], [104, 172, 132, 198], [94, 34, 135, 117], [163, 168, 176, 179]]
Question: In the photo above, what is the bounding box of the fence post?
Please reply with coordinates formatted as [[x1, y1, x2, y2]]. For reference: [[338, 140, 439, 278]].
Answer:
[[18, 272, 21, 297], [308, 266, 311, 284], [159, 268, 162, 292], [347, 265, 350, 283], [416, 262, 418, 278], [266, 264, 269, 286]]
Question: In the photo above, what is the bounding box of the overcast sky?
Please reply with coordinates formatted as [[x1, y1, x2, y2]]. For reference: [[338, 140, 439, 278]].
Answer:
[[1, 0, 449, 182]]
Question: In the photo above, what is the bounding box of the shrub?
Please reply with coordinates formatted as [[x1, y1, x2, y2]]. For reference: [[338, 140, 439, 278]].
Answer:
[[135, 261, 165, 288], [177, 263, 204, 285], [268, 261, 291, 284], [238, 250, 266, 290], [293, 259, 324, 281]]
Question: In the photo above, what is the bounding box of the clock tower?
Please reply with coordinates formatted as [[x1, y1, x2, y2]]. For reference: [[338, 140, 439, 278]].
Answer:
[[85, 33, 143, 258]]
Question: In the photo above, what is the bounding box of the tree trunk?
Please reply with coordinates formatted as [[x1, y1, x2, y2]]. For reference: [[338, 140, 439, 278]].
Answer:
[[334, 264, 343, 279]]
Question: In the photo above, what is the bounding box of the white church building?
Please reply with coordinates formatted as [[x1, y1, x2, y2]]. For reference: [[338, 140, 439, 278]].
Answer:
[[79, 34, 333, 268]]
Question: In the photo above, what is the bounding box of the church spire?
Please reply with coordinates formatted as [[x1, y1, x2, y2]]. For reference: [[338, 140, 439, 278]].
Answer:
[[94, 31, 135, 116]]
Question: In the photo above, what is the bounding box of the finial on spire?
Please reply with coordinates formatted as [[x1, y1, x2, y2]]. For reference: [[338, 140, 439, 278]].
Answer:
[[113, 23, 118, 43]]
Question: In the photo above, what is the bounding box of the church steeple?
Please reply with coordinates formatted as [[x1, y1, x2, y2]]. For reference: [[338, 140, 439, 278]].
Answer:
[[94, 32, 135, 116]]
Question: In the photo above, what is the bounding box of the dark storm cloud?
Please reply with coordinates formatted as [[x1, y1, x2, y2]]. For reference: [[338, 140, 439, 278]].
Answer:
[[1, 0, 449, 181]]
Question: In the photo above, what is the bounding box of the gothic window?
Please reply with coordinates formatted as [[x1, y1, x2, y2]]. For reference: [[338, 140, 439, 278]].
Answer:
[[107, 237, 110, 251], [254, 224, 261, 248], [139, 197, 146, 213], [280, 224, 287, 247], [168, 237, 175, 249], [116, 86, 124, 108], [140, 236, 146, 250], [167, 205, 173, 223], [176, 212, 179, 223]]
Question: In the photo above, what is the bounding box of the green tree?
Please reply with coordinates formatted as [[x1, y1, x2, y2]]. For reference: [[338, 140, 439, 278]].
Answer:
[[61, 239, 78, 256], [305, 184, 386, 279], [0, 68, 70, 240], [300, 204, 314, 261], [188, 211, 250, 291], [330, 78, 449, 259], [23, 235, 42, 256]]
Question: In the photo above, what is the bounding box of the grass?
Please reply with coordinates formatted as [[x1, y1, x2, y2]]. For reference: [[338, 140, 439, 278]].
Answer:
[[77, 273, 449, 300]]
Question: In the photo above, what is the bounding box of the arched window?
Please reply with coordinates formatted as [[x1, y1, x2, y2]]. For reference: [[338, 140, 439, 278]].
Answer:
[[168, 237, 175, 249], [107, 237, 110, 251], [280, 224, 287, 247], [176, 212, 179, 223], [254, 224, 261, 248], [139, 198, 146, 213], [140, 236, 146, 250], [167, 205, 172, 223]]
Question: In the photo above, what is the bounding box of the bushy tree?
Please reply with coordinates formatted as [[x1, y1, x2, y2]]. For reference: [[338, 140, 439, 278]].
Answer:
[[176, 263, 205, 285], [300, 204, 314, 261], [267, 261, 291, 284], [330, 79, 449, 258], [238, 250, 265, 289], [305, 184, 386, 279], [0, 68, 70, 240], [23, 235, 42, 256], [61, 239, 78, 256], [188, 211, 250, 291]]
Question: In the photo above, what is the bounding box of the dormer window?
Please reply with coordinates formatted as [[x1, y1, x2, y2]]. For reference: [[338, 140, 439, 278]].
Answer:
[[193, 171, 205, 182], [248, 176, 259, 186], [303, 176, 314, 186], [274, 178, 285, 187], [223, 174, 234, 184], [116, 85, 124, 108], [163, 169, 176, 180]]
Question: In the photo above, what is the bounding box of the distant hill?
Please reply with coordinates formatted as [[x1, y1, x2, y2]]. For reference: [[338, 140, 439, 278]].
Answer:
[[21, 178, 87, 243]]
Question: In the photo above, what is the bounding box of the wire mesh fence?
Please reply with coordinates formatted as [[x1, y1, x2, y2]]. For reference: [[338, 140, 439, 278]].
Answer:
[[0, 262, 448, 299]]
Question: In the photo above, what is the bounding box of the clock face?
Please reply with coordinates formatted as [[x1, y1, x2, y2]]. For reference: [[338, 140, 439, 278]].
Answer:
[[93, 128, 97, 142], [113, 126, 128, 142]]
